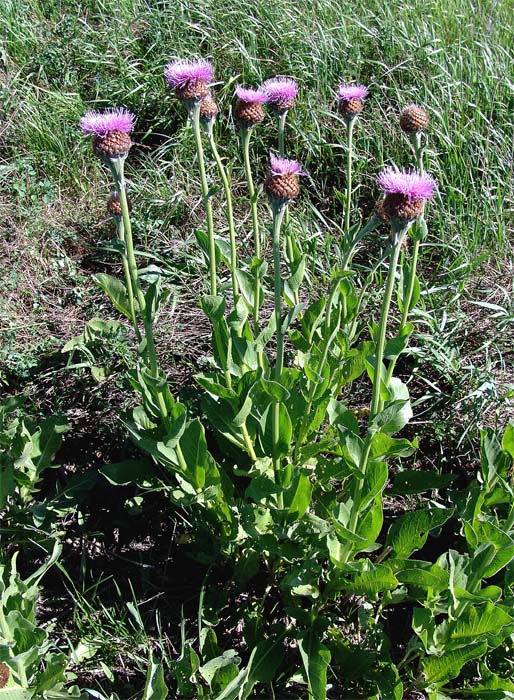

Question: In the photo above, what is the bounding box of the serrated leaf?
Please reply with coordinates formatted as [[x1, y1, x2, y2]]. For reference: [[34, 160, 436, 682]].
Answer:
[[387, 507, 453, 558]]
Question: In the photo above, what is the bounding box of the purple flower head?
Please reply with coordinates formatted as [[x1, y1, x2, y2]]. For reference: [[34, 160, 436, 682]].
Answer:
[[235, 85, 268, 104], [262, 77, 298, 110], [337, 83, 368, 102], [378, 167, 436, 201], [164, 59, 214, 90], [269, 153, 304, 176], [79, 108, 135, 137]]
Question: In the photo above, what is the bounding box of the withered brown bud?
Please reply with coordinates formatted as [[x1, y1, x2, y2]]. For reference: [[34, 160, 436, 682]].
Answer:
[[0, 663, 9, 689]]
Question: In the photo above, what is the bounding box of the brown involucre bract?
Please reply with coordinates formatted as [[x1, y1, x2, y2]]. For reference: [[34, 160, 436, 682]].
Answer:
[[200, 94, 219, 121], [107, 191, 131, 216], [93, 131, 132, 159], [400, 104, 429, 133]]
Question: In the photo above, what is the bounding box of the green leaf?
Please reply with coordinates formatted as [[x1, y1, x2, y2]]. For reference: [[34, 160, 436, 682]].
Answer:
[[345, 563, 398, 597], [235, 269, 257, 309], [422, 641, 487, 685], [100, 459, 154, 486], [369, 434, 417, 460], [200, 295, 226, 322], [387, 507, 453, 558], [198, 650, 240, 687], [94, 273, 134, 319], [388, 470, 455, 495], [448, 603, 513, 644], [298, 631, 331, 700], [179, 419, 208, 490], [502, 422, 514, 460], [370, 400, 412, 436], [285, 471, 312, 521]]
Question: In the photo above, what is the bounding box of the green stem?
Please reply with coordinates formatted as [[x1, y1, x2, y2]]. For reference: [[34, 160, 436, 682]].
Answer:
[[241, 422, 257, 462], [384, 238, 420, 389], [276, 111, 299, 306], [207, 121, 239, 304], [240, 127, 261, 333], [191, 103, 217, 296], [277, 111, 287, 157], [272, 203, 286, 492], [110, 159, 172, 432], [382, 130, 426, 394], [345, 118, 355, 233], [340, 224, 408, 563], [115, 216, 141, 342]]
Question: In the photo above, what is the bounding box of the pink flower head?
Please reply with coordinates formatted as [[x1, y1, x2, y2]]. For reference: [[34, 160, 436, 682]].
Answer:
[[269, 152, 304, 176], [235, 85, 268, 103], [337, 83, 368, 102], [262, 77, 298, 111], [378, 166, 436, 201], [79, 108, 135, 137], [164, 59, 214, 90]]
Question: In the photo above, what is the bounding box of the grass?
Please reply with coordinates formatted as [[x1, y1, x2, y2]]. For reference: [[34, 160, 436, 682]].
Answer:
[[1, 0, 513, 695]]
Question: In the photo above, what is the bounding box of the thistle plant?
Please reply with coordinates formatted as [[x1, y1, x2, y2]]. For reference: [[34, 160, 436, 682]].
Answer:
[[263, 77, 300, 303], [164, 59, 218, 295], [74, 63, 514, 700], [235, 86, 269, 330], [264, 153, 303, 488], [79, 107, 176, 428], [337, 83, 368, 233]]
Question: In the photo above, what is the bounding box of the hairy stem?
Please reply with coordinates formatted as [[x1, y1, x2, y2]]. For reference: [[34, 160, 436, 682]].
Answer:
[[340, 224, 408, 563], [207, 121, 239, 304], [240, 126, 261, 332], [345, 118, 355, 233], [115, 216, 141, 342], [272, 203, 286, 495], [191, 103, 217, 296], [276, 110, 299, 305]]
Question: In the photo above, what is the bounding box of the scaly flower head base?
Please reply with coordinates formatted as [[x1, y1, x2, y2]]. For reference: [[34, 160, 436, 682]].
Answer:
[[400, 104, 429, 133], [164, 59, 214, 102], [378, 166, 436, 222], [262, 77, 298, 113], [235, 85, 268, 126], [79, 108, 134, 159], [337, 83, 368, 120], [265, 153, 304, 205]]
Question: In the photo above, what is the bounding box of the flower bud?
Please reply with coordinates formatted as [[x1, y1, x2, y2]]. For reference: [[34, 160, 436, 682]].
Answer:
[[400, 104, 429, 133]]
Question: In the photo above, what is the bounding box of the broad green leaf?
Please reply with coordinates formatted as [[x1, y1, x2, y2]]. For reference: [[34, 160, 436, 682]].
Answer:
[[448, 603, 513, 644], [388, 470, 455, 495], [94, 273, 134, 319], [345, 563, 398, 597], [369, 434, 417, 460], [502, 422, 514, 459], [199, 650, 240, 687], [422, 641, 487, 685], [235, 269, 257, 309], [200, 295, 226, 322], [286, 471, 312, 521], [100, 459, 154, 486], [370, 400, 412, 436], [179, 419, 208, 490], [298, 632, 331, 700], [387, 507, 453, 558]]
